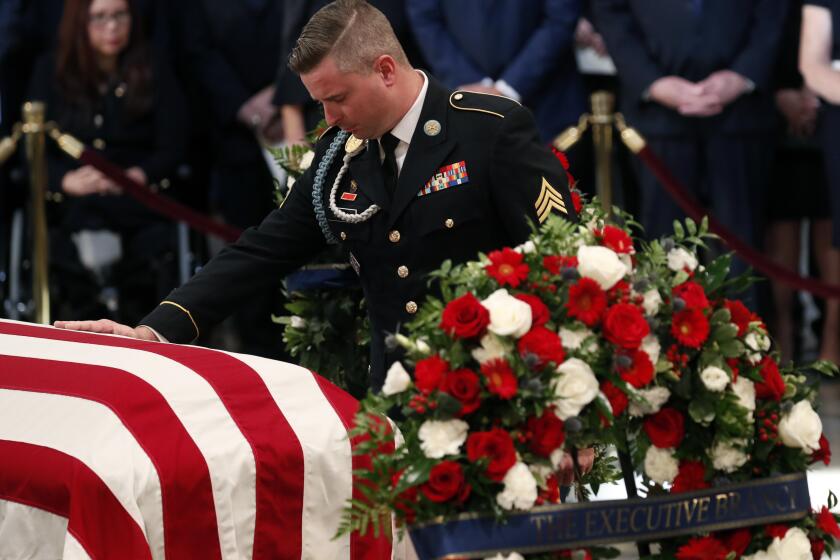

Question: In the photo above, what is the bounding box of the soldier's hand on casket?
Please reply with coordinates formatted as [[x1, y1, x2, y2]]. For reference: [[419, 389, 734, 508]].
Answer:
[[556, 447, 596, 486], [54, 319, 159, 341]]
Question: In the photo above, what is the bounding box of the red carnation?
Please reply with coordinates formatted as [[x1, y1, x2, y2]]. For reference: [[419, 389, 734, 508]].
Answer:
[[595, 225, 634, 254], [725, 299, 759, 337], [644, 407, 685, 448], [566, 277, 608, 326], [518, 326, 565, 369], [543, 254, 578, 275], [673, 281, 710, 311], [570, 189, 583, 214], [671, 308, 710, 348], [722, 528, 752, 557], [601, 381, 628, 417], [467, 428, 517, 481], [603, 303, 650, 349], [755, 357, 785, 402], [526, 408, 565, 457], [414, 355, 449, 393], [421, 461, 470, 503], [480, 358, 518, 399], [765, 524, 789, 540], [515, 293, 550, 327], [671, 460, 709, 493], [618, 349, 655, 388], [818, 506, 840, 538], [444, 368, 481, 415], [676, 536, 729, 560], [485, 247, 530, 288], [440, 293, 490, 339], [812, 434, 831, 465]]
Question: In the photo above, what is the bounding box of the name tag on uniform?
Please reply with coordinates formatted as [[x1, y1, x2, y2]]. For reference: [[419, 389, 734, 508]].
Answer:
[[417, 161, 469, 197]]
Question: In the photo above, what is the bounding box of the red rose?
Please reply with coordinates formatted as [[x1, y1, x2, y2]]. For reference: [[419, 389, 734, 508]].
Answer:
[[755, 357, 785, 402], [566, 277, 608, 327], [440, 293, 490, 339], [722, 528, 752, 557], [644, 408, 685, 448], [603, 303, 650, 349], [671, 308, 710, 348], [676, 536, 729, 560], [526, 408, 565, 457], [765, 524, 789, 540], [543, 255, 578, 275], [480, 358, 518, 399], [444, 368, 481, 415], [671, 460, 709, 493], [466, 428, 517, 481], [812, 538, 826, 560], [414, 355, 449, 393], [515, 293, 550, 327], [618, 349, 655, 388], [595, 225, 634, 254], [818, 506, 840, 538], [672, 281, 710, 311], [518, 326, 565, 369], [421, 461, 469, 503], [812, 434, 831, 465], [601, 381, 628, 417], [725, 299, 759, 337], [485, 247, 530, 288]]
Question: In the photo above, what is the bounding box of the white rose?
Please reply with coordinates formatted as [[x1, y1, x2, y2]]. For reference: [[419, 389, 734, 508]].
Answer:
[[644, 446, 678, 485], [779, 400, 823, 453], [629, 386, 671, 417], [418, 419, 469, 459], [559, 327, 594, 351], [552, 358, 600, 420], [768, 527, 812, 560], [471, 333, 509, 364], [382, 362, 411, 396], [700, 366, 729, 392], [514, 240, 535, 254], [485, 554, 525, 560], [496, 462, 538, 510], [576, 245, 627, 290], [643, 289, 663, 316], [641, 335, 661, 366], [481, 289, 532, 338], [289, 315, 307, 329], [667, 247, 698, 272], [731, 377, 756, 413], [298, 150, 315, 170], [742, 550, 772, 560], [711, 439, 749, 473]]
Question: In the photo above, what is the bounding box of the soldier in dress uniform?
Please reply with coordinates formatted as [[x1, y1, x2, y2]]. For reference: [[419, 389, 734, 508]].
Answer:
[[56, 0, 578, 392]]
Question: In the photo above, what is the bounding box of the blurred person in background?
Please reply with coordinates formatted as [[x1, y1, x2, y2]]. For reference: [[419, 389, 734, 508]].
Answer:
[[591, 0, 788, 288], [28, 0, 187, 323], [766, 0, 836, 364], [801, 0, 840, 363]]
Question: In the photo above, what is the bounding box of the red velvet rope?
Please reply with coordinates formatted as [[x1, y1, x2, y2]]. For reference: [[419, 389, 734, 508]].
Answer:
[[636, 145, 840, 299], [79, 148, 243, 243]]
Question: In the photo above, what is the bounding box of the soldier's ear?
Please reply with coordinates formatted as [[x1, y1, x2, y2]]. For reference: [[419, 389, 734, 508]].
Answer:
[[373, 55, 397, 86]]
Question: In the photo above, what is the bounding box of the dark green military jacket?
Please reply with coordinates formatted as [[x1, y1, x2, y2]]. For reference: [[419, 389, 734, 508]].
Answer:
[[141, 75, 577, 390]]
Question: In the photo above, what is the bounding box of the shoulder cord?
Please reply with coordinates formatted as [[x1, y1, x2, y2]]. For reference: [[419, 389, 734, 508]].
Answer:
[[312, 131, 347, 245]]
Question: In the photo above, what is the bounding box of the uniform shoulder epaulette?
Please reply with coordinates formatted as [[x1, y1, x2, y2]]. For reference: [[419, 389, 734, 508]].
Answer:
[[449, 90, 522, 119], [316, 124, 338, 142]]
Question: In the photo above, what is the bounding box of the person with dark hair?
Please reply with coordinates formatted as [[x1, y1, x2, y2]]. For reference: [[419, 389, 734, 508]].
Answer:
[[56, 0, 577, 394], [28, 0, 187, 323]]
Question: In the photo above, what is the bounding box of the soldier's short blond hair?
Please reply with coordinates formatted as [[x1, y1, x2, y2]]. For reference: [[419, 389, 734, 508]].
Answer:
[[288, 0, 409, 75]]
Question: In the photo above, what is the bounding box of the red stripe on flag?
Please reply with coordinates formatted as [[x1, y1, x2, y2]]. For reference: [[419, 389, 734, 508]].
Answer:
[[0, 440, 153, 560], [313, 374, 393, 560], [0, 356, 221, 559], [0, 322, 305, 560]]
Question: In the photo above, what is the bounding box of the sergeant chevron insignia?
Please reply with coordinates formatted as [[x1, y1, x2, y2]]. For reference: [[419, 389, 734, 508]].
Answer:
[[535, 177, 568, 223]]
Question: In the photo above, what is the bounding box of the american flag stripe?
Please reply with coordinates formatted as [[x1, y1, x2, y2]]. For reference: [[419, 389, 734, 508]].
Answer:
[[0, 355, 221, 558], [0, 423, 156, 559], [0, 499, 83, 558]]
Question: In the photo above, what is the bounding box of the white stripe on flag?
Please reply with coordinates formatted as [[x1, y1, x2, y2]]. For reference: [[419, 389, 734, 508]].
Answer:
[[0, 499, 70, 560], [0, 333, 254, 560], [64, 532, 94, 560], [0, 389, 163, 559]]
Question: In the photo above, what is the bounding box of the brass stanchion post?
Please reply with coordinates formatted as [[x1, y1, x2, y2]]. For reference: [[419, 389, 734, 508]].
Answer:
[[590, 91, 615, 213], [22, 102, 50, 324]]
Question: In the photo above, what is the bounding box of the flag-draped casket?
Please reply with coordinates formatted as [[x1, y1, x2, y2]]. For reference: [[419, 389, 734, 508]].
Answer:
[[0, 319, 390, 559]]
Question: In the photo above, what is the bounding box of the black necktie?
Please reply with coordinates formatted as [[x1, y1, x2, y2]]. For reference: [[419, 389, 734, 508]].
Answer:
[[380, 133, 400, 194]]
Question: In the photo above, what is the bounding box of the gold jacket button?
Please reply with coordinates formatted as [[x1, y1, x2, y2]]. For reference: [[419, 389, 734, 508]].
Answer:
[[340, 231, 347, 241], [397, 265, 409, 278], [93, 138, 106, 150], [405, 301, 418, 314], [388, 230, 401, 243], [445, 218, 455, 229]]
